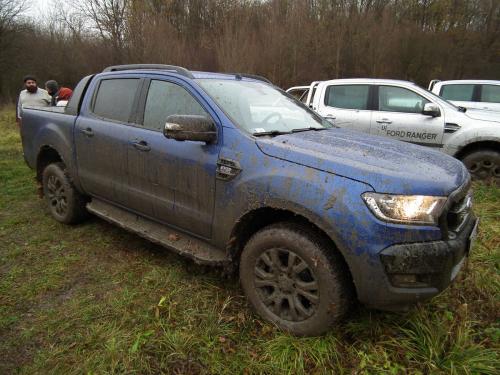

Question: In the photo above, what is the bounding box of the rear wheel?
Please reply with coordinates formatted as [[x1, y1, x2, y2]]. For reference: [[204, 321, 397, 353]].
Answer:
[[42, 162, 88, 224], [461, 149, 500, 184], [239, 222, 352, 336]]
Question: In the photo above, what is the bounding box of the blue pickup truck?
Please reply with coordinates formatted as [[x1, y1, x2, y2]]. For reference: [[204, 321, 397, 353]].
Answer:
[[20, 65, 478, 336]]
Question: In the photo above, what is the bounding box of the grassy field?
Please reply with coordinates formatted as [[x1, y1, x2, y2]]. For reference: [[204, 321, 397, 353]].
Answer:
[[0, 106, 498, 374]]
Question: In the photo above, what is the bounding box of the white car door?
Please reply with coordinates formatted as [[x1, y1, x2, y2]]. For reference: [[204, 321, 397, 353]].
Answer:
[[479, 84, 500, 112], [371, 85, 444, 147], [317, 84, 372, 132], [439, 83, 479, 110]]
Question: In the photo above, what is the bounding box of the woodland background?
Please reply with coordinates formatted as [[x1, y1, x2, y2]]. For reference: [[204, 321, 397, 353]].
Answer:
[[0, 0, 499, 102]]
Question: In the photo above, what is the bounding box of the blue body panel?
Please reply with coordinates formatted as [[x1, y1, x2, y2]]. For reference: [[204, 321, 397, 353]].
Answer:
[[256, 129, 468, 196], [20, 69, 471, 309]]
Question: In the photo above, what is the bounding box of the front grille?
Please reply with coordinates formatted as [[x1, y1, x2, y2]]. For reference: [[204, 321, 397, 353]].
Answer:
[[447, 190, 473, 233]]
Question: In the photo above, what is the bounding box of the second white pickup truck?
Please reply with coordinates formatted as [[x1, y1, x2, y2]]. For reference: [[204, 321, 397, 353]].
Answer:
[[287, 79, 500, 182], [429, 80, 500, 112]]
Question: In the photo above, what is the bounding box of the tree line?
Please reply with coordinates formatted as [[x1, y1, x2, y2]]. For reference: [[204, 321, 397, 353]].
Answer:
[[0, 0, 498, 102]]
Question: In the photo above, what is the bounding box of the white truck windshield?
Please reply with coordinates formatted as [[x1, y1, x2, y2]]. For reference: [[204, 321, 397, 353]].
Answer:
[[198, 79, 331, 135]]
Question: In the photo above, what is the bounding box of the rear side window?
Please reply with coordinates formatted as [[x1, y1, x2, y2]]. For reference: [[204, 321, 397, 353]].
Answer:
[[481, 85, 500, 103], [378, 86, 429, 113], [441, 84, 474, 101], [324, 85, 369, 110], [93, 79, 140, 122], [143, 80, 208, 131]]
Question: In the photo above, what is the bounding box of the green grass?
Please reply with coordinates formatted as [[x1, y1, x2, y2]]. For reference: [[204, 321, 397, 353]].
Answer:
[[0, 106, 498, 374]]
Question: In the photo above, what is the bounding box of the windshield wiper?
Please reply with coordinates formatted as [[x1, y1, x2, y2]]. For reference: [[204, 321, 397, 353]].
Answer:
[[291, 127, 329, 133], [252, 130, 291, 137]]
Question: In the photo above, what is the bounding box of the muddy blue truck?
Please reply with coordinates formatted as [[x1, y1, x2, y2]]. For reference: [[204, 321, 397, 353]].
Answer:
[[20, 65, 478, 336]]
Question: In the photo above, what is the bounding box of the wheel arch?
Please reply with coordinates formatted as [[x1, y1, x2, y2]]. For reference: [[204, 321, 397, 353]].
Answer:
[[227, 206, 356, 296], [455, 140, 500, 160], [36, 145, 64, 183]]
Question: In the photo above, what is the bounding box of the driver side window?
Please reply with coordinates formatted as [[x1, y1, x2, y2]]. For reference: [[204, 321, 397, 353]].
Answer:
[[378, 86, 429, 114], [143, 80, 209, 131]]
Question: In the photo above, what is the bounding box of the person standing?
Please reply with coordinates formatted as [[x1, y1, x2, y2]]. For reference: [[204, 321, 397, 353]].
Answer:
[[45, 80, 73, 106], [16, 75, 51, 125]]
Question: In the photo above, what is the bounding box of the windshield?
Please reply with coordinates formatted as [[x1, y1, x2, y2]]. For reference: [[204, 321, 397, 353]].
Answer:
[[197, 79, 332, 134]]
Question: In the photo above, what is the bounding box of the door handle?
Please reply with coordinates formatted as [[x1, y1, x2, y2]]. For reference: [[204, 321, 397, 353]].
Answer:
[[132, 140, 151, 152], [80, 127, 94, 137], [376, 119, 392, 124]]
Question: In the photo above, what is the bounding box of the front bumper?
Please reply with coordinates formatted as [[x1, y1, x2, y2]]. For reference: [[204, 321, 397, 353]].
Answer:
[[358, 215, 478, 311]]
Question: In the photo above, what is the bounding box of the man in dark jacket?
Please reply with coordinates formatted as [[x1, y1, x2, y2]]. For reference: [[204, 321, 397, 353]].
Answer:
[[45, 80, 73, 106]]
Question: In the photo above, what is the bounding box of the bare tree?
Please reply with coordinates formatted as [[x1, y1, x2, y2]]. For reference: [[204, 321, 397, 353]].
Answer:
[[76, 0, 129, 63], [1, 0, 499, 103], [0, 0, 27, 28], [0, 0, 29, 101]]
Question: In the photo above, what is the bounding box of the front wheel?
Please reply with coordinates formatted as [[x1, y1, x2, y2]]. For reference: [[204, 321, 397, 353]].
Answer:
[[239, 222, 352, 336], [461, 149, 500, 184], [42, 162, 88, 224]]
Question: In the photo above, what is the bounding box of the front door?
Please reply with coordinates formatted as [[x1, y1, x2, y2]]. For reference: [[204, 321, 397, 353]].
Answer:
[[371, 85, 444, 147], [128, 78, 220, 238], [440, 83, 479, 110]]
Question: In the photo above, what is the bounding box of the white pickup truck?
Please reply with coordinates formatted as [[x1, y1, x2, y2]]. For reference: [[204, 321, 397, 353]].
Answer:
[[287, 79, 500, 182], [428, 80, 500, 112]]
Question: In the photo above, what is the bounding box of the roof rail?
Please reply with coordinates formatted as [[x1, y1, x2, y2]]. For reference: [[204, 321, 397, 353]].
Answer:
[[102, 64, 194, 79], [233, 73, 272, 84]]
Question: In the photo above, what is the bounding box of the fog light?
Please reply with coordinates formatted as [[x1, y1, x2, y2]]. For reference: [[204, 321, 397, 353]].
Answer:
[[390, 274, 433, 288], [392, 274, 417, 285]]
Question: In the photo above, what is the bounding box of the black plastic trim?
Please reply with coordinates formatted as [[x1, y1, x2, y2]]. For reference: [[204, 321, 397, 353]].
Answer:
[[380, 216, 476, 289], [472, 84, 481, 102], [438, 177, 471, 240]]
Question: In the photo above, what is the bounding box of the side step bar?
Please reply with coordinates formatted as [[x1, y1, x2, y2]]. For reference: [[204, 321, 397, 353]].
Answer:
[[87, 199, 229, 266]]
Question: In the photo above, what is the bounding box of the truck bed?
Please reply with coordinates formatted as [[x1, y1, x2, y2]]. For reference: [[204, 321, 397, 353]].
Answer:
[[20, 106, 77, 172]]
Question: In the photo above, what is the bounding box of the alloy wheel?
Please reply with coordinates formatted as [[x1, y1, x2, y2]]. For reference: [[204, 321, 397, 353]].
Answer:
[[46, 175, 68, 216], [254, 248, 319, 322]]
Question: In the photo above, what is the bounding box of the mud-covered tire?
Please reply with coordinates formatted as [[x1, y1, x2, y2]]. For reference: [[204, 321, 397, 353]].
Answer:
[[42, 162, 88, 224], [461, 149, 500, 184], [239, 222, 352, 336]]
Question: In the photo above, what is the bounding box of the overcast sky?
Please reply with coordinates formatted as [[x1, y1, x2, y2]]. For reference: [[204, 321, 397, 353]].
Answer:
[[22, 0, 86, 30], [23, 0, 55, 20]]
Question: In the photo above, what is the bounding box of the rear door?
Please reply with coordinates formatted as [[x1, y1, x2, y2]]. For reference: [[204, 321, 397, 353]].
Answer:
[[479, 84, 500, 112], [129, 78, 220, 238], [371, 85, 444, 146], [317, 84, 372, 132], [75, 77, 142, 205]]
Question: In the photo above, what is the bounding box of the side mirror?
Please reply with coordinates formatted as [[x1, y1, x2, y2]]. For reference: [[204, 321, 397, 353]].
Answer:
[[164, 115, 217, 143], [422, 103, 441, 117]]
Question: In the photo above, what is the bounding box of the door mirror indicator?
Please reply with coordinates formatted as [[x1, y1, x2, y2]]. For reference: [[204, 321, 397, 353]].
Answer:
[[164, 115, 217, 143], [422, 103, 441, 117]]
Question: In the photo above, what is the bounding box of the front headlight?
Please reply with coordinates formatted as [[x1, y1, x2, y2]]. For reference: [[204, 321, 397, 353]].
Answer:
[[362, 192, 447, 225]]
